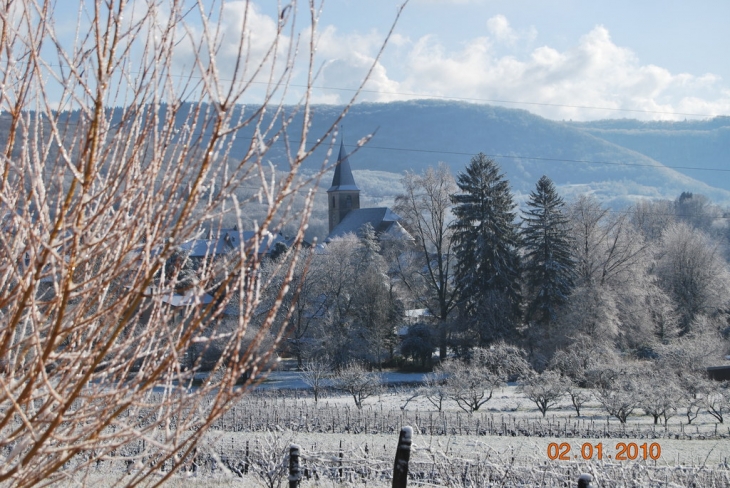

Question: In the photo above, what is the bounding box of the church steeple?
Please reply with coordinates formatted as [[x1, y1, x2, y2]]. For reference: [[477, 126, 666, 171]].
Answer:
[[328, 139, 359, 192], [327, 139, 360, 233]]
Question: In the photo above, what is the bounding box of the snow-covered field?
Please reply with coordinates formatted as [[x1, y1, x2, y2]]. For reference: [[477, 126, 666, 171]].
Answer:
[[68, 376, 730, 487]]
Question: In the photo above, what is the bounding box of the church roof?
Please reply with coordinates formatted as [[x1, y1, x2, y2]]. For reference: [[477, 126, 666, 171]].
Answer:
[[327, 140, 359, 192], [326, 207, 411, 242]]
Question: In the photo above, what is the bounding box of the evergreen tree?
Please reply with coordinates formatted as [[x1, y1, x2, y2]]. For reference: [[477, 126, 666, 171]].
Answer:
[[521, 175, 575, 325], [451, 154, 521, 343]]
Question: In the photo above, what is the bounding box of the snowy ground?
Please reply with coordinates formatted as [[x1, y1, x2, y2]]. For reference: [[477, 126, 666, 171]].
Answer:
[[53, 374, 730, 486]]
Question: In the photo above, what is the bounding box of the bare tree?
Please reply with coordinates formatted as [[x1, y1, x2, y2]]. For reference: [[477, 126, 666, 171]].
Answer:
[[331, 361, 381, 409], [569, 195, 647, 288], [259, 250, 328, 369], [631, 199, 676, 242], [591, 365, 640, 424], [443, 344, 530, 413], [301, 355, 332, 403], [636, 367, 681, 425], [563, 196, 657, 348], [705, 382, 729, 424], [441, 358, 495, 413], [519, 370, 569, 417], [567, 386, 591, 418], [654, 222, 730, 333], [420, 370, 449, 412], [548, 346, 602, 417], [394, 163, 459, 358], [657, 331, 723, 424], [0, 0, 405, 485]]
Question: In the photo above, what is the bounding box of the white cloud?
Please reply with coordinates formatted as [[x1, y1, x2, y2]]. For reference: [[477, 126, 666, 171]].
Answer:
[[486, 15, 517, 45], [312, 25, 403, 103], [156, 4, 730, 120], [362, 23, 730, 120], [164, 1, 304, 103]]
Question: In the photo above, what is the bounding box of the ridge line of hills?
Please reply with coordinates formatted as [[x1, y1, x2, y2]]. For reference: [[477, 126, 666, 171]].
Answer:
[[6, 100, 729, 209]]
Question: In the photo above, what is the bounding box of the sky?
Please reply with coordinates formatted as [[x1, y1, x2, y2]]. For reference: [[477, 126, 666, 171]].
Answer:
[[42, 1, 730, 122], [250, 0, 730, 121]]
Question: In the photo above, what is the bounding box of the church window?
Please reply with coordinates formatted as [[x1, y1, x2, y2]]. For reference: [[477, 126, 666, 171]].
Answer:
[[332, 196, 335, 208], [346, 195, 352, 209]]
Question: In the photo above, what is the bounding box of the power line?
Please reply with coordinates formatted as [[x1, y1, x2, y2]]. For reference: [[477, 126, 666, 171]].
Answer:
[[287, 83, 730, 119], [275, 139, 730, 175]]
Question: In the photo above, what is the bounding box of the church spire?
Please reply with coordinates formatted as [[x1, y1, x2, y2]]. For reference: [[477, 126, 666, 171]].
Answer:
[[328, 139, 359, 192], [327, 137, 361, 233]]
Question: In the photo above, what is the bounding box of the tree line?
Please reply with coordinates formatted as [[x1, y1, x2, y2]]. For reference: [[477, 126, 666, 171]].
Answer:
[[250, 153, 730, 423], [265, 154, 729, 369]]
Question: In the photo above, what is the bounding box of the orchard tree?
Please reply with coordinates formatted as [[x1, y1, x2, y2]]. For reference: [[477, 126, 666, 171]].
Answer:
[[440, 358, 495, 413], [394, 163, 460, 358], [549, 343, 606, 416], [705, 382, 729, 423], [657, 331, 727, 423], [442, 343, 530, 413], [636, 367, 681, 425], [301, 356, 332, 404], [519, 370, 569, 417], [590, 364, 640, 424], [451, 154, 521, 343], [332, 362, 381, 409], [420, 370, 449, 412], [521, 175, 574, 326]]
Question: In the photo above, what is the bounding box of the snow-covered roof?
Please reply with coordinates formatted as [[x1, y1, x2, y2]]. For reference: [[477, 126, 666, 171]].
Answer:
[[180, 229, 291, 258], [326, 207, 410, 242], [179, 238, 232, 257], [405, 309, 432, 318], [143, 287, 214, 307]]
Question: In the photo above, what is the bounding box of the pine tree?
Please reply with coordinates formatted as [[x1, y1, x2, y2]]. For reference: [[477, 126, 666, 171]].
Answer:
[[451, 154, 521, 342], [521, 175, 574, 325]]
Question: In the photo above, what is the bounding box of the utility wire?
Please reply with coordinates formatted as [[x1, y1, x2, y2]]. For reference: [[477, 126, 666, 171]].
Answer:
[[278, 82, 730, 119], [271, 139, 730, 175]]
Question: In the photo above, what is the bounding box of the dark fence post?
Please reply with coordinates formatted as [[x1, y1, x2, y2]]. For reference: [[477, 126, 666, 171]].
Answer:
[[392, 426, 413, 488], [289, 444, 301, 488], [244, 440, 249, 474], [578, 473, 593, 488]]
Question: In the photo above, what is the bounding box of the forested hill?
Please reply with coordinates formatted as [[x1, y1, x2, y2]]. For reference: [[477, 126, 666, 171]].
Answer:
[[265, 100, 730, 208], [568, 117, 730, 193], [12, 101, 730, 208]]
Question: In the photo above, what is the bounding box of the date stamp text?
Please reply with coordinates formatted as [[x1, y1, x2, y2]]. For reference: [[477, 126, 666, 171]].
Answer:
[[547, 442, 662, 461]]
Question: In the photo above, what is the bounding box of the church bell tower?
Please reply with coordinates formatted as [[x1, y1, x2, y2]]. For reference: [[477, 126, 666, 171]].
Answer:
[[327, 139, 360, 233]]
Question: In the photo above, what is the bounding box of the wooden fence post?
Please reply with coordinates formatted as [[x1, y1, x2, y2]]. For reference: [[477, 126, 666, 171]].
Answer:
[[392, 426, 413, 488], [578, 473, 593, 488], [289, 444, 301, 488]]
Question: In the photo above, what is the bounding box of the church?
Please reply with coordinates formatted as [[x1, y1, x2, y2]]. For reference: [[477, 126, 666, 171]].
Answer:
[[325, 140, 411, 243]]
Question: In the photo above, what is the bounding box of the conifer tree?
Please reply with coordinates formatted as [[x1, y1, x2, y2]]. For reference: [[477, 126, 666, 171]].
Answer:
[[521, 175, 575, 325], [451, 154, 521, 342]]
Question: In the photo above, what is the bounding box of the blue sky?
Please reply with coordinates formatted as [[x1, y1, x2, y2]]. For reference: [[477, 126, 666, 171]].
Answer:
[[45, 1, 729, 121], [248, 0, 730, 121]]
